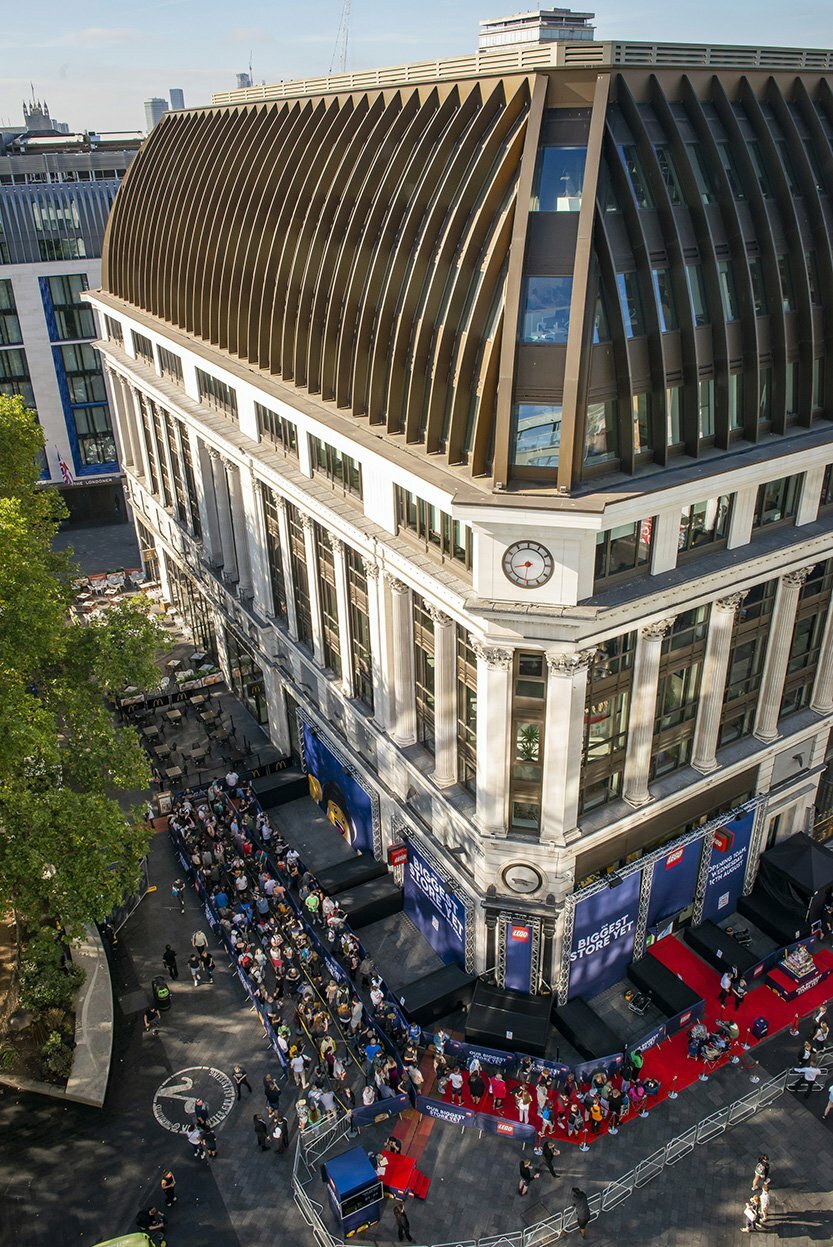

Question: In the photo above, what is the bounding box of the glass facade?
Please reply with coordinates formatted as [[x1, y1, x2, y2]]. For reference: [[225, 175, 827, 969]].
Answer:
[[720, 582, 777, 745], [262, 491, 289, 621], [519, 276, 573, 343], [509, 652, 547, 832], [595, 520, 653, 586], [511, 403, 561, 468], [394, 487, 472, 570], [309, 436, 362, 498], [413, 597, 436, 755], [649, 608, 709, 779], [531, 146, 586, 211], [456, 628, 477, 794], [286, 504, 313, 650], [196, 367, 237, 418], [678, 496, 732, 555], [255, 402, 297, 457]]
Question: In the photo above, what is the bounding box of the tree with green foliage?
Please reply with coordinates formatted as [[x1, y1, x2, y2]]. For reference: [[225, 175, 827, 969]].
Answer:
[[0, 395, 164, 932]]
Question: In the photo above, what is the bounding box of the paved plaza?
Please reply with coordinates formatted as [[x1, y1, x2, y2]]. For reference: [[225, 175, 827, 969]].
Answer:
[[1, 799, 832, 1247]]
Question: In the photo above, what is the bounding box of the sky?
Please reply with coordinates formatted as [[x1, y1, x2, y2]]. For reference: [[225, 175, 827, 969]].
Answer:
[[1, 0, 833, 134]]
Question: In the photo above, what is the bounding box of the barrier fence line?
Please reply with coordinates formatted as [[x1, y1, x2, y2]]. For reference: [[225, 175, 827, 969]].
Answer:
[[291, 1065, 799, 1246]]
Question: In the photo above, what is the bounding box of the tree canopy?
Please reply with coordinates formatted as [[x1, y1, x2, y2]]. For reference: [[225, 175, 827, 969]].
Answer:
[[0, 395, 164, 932]]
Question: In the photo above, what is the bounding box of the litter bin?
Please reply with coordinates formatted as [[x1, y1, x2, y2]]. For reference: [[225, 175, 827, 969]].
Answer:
[[152, 975, 172, 1011]]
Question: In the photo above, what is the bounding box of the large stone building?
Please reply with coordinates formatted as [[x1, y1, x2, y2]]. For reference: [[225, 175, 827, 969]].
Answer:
[[0, 110, 141, 518], [88, 31, 833, 997]]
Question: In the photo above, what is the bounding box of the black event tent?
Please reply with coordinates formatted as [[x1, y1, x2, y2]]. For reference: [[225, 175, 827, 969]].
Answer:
[[751, 832, 833, 928]]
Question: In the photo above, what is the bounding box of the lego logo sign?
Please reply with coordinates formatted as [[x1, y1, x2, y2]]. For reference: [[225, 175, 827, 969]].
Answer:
[[496, 1121, 515, 1136], [665, 848, 684, 869], [511, 926, 530, 941], [713, 828, 734, 854], [387, 843, 408, 867]]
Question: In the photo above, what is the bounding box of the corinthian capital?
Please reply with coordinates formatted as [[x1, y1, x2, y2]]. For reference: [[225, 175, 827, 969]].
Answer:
[[471, 639, 513, 670], [784, 565, 815, 588], [546, 649, 597, 676], [716, 590, 749, 612], [641, 617, 675, 640], [424, 603, 453, 627], [361, 556, 378, 580]]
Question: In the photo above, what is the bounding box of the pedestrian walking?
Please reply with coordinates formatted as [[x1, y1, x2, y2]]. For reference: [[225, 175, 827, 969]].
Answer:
[[187, 1125, 205, 1160], [264, 1072, 282, 1110], [191, 929, 208, 953], [203, 1126, 218, 1158], [751, 1155, 770, 1189], [253, 1113, 270, 1151], [172, 879, 186, 914], [758, 1182, 770, 1223], [790, 1064, 823, 1096], [199, 948, 215, 983], [272, 1114, 290, 1152], [160, 1169, 177, 1207], [233, 1065, 253, 1100], [188, 953, 201, 986], [572, 1187, 591, 1238], [290, 1051, 308, 1089], [394, 1200, 414, 1242], [162, 944, 179, 979], [741, 1194, 760, 1232], [517, 1158, 538, 1196], [540, 1139, 561, 1177]]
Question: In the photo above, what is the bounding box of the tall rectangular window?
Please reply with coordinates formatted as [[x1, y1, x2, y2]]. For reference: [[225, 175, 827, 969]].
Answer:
[[687, 144, 716, 203], [178, 421, 201, 539], [346, 548, 373, 711], [286, 504, 313, 650], [748, 141, 772, 197], [666, 386, 683, 446], [686, 265, 708, 326], [60, 343, 106, 403], [511, 403, 561, 468], [654, 145, 683, 204], [616, 271, 644, 338], [255, 402, 297, 457], [594, 520, 653, 585], [0, 279, 22, 346], [717, 143, 745, 199], [652, 268, 678, 332], [532, 146, 586, 212], [196, 367, 237, 419], [132, 331, 154, 367], [752, 475, 801, 530], [778, 255, 796, 311], [394, 487, 472, 570], [698, 379, 715, 439], [729, 372, 743, 430], [620, 145, 653, 208], [315, 523, 341, 677], [786, 361, 798, 416], [814, 357, 824, 409], [584, 400, 618, 465], [158, 346, 183, 385], [718, 261, 739, 321], [0, 347, 35, 408], [759, 367, 772, 423], [632, 393, 652, 456], [678, 496, 732, 554], [413, 597, 436, 755], [104, 316, 123, 345], [650, 607, 708, 779], [456, 628, 477, 794], [509, 653, 548, 832], [263, 491, 288, 621], [45, 274, 94, 340], [71, 404, 117, 467], [519, 276, 572, 343], [309, 435, 362, 498], [579, 634, 635, 813]]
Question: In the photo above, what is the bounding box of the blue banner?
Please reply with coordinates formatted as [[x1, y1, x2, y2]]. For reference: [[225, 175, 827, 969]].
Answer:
[[633, 1022, 667, 1054], [351, 1092, 411, 1129], [504, 923, 534, 993], [573, 1053, 624, 1081], [701, 810, 755, 923], [478, 1114, 537, 1143], [664, 1000, 705, 1037], [415, 1096, 477, 1127], [568, 871, 642, 999], [403, 842, 467, 967], [303, 723, 375, 855], [647, 839, 703, 929]]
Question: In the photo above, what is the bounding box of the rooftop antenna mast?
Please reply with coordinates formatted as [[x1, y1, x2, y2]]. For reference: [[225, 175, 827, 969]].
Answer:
[[330, 0, 351, 75]]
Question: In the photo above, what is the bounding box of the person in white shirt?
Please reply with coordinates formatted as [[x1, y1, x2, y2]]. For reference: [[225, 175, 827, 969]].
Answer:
[[790, 1063, 822, 1096], [225, 769, 239, 790], [718, 969, 734, 1005]]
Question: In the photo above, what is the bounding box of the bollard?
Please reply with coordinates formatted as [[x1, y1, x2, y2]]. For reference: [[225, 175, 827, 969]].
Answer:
[[668, 1075, 678, 1100], [699, 1069, 709, 1082], [789, 1013, 800, 1037], [741, 1028, 752, 1051], [731, 1039, 740, 1066], [579, 1127, 590, 1152]]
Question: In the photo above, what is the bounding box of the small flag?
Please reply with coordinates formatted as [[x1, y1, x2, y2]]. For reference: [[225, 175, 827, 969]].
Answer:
[[57, 449, 74, 485]]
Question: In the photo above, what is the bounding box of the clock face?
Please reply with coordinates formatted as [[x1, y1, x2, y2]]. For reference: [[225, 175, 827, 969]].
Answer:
[[502, 540, 554, 589]]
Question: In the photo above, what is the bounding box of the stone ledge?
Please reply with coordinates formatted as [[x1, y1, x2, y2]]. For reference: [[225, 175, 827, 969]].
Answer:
[[65, 925, 114, 1107]]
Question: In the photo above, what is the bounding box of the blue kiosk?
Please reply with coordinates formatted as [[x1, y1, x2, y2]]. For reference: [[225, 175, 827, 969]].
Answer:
[[322, 1147, 384, 1237]]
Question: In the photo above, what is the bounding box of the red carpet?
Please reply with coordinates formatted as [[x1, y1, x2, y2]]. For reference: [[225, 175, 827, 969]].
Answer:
[[434, 935, 833, 1148]]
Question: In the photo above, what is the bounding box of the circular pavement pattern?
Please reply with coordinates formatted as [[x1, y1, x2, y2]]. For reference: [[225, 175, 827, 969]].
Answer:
[[153, 1066, 236, 1134]]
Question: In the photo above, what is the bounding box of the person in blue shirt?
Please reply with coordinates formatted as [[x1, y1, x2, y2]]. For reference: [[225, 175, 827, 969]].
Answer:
[[407, 1022, 422, 1046], [213, 889, 228, 911], [364, 1039, 382, 1072]]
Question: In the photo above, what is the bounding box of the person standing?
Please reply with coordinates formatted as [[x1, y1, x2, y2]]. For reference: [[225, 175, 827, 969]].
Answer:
[[172, 879, 186, 914], [448, 1066, 464, 1106], [718, 968, 733, 1005], [162, 945, 179, 979], [741, 1194, 760, 1232], [518, 1158, 538, 1196], [203, 1126, 218, 1158], [540, 1138, 561, 1177], [160, 1170, 176, 1207], [192, 929, 208, 954], [490, 1073, 507, 1112], [824, 1081, 833, 1119], [758, 1182, 770, 1224], [469, 1069, 485, 1105], [188, 953, 201, 986], [731, 976, 748, 1012], [751, 1155, 770, 1189], [199, 948, 215, 984], [187, 1125, 205, 1160], [791, 1063, 822, 1096], [253, 1113, 270, 1151], [572, 1188, 591, 1238], [393, 1200, 414, 1243], [272, 1114, 290, 1152], [290, 1051, 308, 1089], [233, 1065, 253, 1100], [264, 1072, 282, 1111], [516, 1085, 533, 1124]]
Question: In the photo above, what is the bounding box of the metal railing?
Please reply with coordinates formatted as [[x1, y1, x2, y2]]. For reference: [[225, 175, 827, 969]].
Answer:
[[291, 1066, 801, 1246]]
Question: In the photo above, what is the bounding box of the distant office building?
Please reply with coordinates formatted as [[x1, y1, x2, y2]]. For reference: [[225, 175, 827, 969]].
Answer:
[[144, 98, 169, 132], [236, 72, 253, 89], [479, 7, 596, 49], [0, 113, 141, 518], [169, 88, 185, 111]]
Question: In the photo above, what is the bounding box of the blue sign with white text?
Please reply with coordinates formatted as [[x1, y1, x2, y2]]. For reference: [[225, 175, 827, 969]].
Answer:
[[701, 810, 755, 923], [404, 842, 467, 967], [568, 870, 641, 1000], [647, 839, 704, 929], [504, 923, 534, 993]]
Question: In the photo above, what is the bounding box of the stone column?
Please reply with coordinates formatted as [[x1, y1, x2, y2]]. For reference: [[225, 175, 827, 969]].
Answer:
[[129, 386, 154, 485], [275, 496, 298, 639], [300, 513, 325, 667], [389, 577, 417, 746], [691, 591, 748, 773], [210, 451, 238, 582], [194, 437, 223, 566], [754, 566, 815, 742], [156, 406, 179, 518], [226, 463, 253, 596], [107, 371, 135, 468], [248, 477, 274, 617], [330, 537, 355, 698], [811, 595, 833, 714], [622, 619, 674, 807], [473, 641, 513, 837], [541, 650, 596, 843], [427, 605, 457, 788], [364, 559, 390, 729]]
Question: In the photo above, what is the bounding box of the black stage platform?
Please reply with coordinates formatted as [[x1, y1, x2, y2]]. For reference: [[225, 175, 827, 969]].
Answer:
[[398, 964, 477, 1027], [251, 769, 308, 809], [551, 999, 624, 1061], [629, 954, 703, 1017], [337, 874, 403, 929], [465, 981, 551, 1057], [316, 854, 388, 896], [684, 919, 763, 977], [739, 888, 807, 945]]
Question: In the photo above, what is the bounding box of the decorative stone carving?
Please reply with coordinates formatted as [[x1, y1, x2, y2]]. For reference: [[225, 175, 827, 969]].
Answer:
[[251, 477, 265, 499], [298, 511, 314, 533], [425, 603, 453, 627], [361, 556, 378, 580], [784, 565, 816, 588], [328, 535, 343, 555], [640, 617, 675, 640], [471, 639, 513, 670], [716, 590, 749, 612], [383, 574, 409, 594], [545, 649, 596, 676]]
